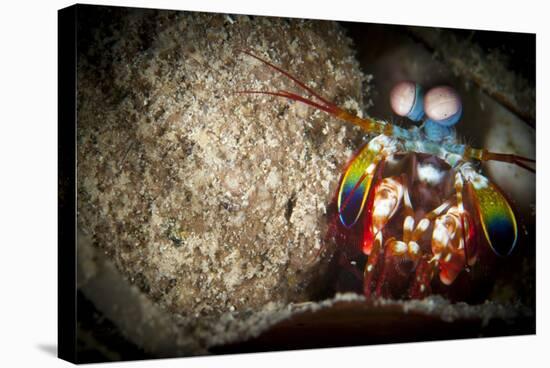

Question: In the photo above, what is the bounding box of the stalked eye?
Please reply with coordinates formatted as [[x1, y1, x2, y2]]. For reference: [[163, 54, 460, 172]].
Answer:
[[389, 81, 424, 122], [424, 86, 462, 127]]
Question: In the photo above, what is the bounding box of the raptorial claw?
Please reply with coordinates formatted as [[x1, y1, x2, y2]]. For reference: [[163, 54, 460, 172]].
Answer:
[[431, 206, 469, 285], [361, 176, 404, 255], [337, 135, 400, 229], [461, 165, 518, 257]]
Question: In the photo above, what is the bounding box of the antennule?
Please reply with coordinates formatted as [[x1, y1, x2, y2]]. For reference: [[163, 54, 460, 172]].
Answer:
[[239, 49, 390, 135], [465, 147, 535, 173]]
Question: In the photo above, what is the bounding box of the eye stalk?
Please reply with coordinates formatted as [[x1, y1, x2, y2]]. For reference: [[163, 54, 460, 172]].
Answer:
[[424, 86, 463, 127], [389, 81, 425, 121]]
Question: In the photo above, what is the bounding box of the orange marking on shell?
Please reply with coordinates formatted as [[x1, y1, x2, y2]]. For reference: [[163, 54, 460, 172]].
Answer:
[[432, 206, 467, 285]]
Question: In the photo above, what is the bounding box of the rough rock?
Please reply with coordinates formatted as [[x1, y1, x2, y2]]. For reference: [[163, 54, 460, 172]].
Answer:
[[77, 8, 369, 317]]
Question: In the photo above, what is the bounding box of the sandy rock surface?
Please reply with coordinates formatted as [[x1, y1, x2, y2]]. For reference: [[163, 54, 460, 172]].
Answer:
[[77, 8, 369, 318]]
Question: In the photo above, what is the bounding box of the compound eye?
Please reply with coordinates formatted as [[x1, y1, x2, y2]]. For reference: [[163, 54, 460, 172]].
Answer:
[[389, 81, 424, 121], [424, 86, 462, 127]]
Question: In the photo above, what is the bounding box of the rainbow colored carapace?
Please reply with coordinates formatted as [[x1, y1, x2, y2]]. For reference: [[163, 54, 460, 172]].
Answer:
[[337, 142, 379, 228], [467, 177, 518, 257]]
